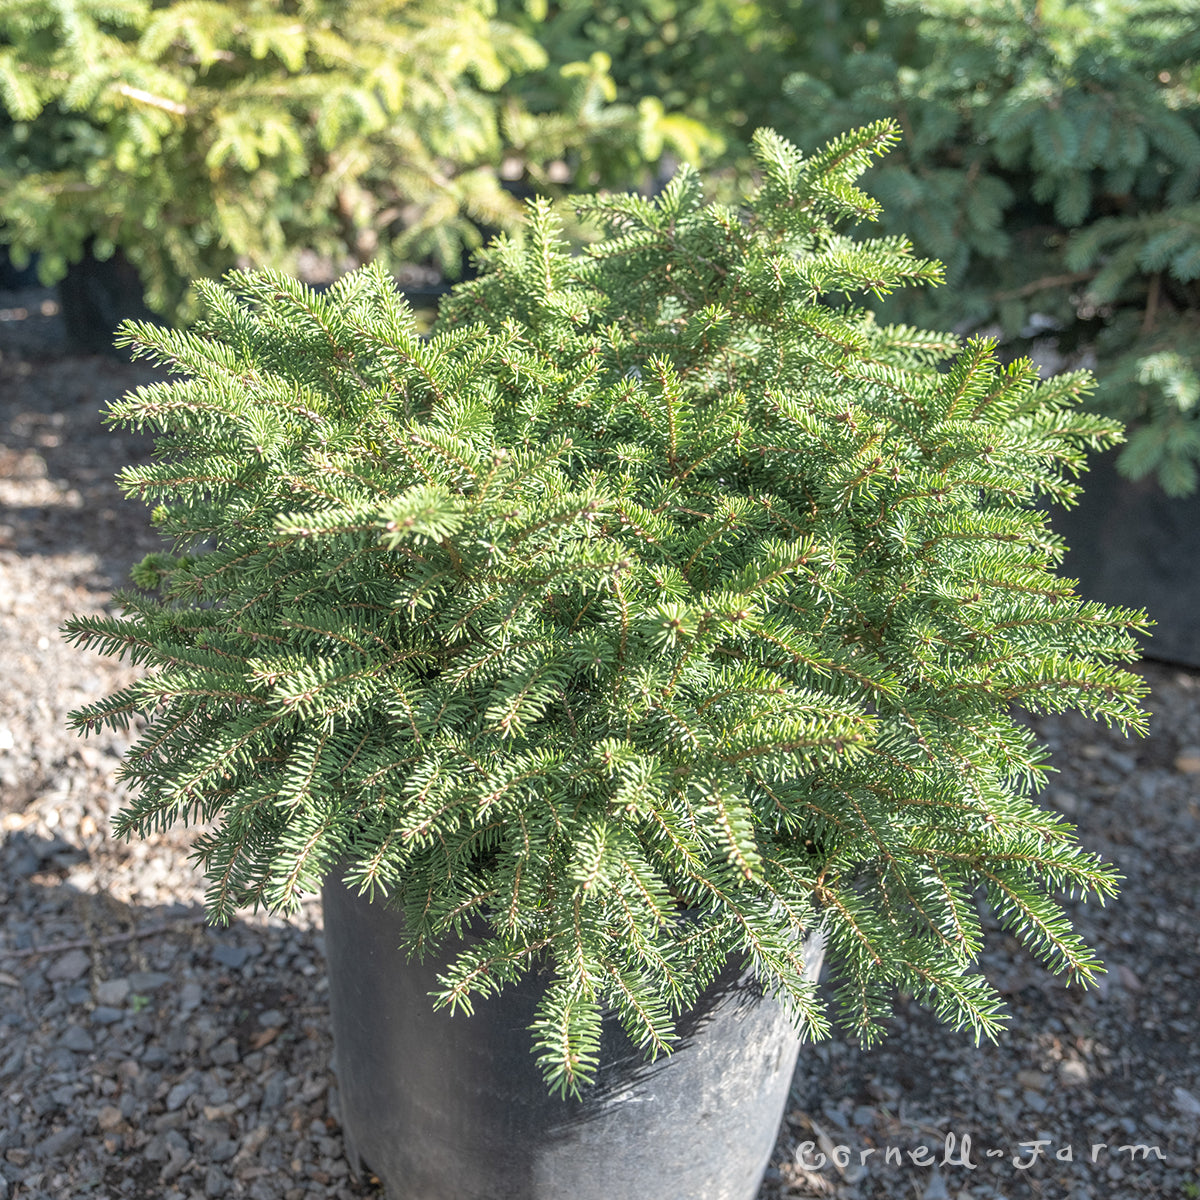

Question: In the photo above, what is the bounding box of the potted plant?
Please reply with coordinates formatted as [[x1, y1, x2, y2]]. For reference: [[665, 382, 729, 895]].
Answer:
[[64, 123, 1148, 1200]]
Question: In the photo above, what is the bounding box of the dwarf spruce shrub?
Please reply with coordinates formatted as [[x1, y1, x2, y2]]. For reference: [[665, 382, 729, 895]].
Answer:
[[65, 124, 1148, 1096]]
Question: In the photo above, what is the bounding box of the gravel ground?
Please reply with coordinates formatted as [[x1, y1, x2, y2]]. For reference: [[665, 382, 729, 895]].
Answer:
[[1, 290, 1197, 1200]]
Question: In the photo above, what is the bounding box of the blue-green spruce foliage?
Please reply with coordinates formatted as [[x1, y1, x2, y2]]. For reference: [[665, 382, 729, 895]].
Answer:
[[65, 124, 1148, 1096]]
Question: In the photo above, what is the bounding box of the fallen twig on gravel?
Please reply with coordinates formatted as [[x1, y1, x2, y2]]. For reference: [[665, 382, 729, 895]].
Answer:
[[0, 913, 208, 960]]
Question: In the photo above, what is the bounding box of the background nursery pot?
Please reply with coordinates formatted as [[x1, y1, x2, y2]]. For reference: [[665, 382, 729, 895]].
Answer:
[[322, 874, 826, 1200], [1052, 446, 1200, 667], [65, 122, 1149, 1200]]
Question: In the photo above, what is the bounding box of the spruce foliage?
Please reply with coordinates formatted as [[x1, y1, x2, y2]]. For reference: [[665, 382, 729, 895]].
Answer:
[[65, 125, 1149, 1097]]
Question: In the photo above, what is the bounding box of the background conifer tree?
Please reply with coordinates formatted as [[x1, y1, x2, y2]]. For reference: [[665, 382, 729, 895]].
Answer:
[[774, 0, 1200, 493], [0, 0, 692, 319]]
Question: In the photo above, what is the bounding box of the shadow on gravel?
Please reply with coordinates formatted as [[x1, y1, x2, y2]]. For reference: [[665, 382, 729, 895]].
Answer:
[[0, 348, 168, 596], [3, 665, 1200, 1200], [3, 807, 1198, 1200], [0, 830, 382, 1200]]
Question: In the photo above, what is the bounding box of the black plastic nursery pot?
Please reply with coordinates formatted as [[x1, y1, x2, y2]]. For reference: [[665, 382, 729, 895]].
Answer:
[[0, 245, 40, 289], [1052, 447, 1200, 667], [56, 245, 158, 356], [321, 874, 826, 1200]]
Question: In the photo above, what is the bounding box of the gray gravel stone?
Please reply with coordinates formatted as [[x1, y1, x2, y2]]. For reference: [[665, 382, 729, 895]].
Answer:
[[261, 1074, 288, 1111], [42, 1048, 75, 1072], [94, 978, 129, 1006], [126, 971, 170, 993], [0, 1045, 26, 1081], [209, 1039, 239, 1067], [160, 1145, 190, 1183], [211, 944, 251, 969], [165, 1078, 199, 1112], [143, 1133, 169, 1162], [257, 1009, 285, 1028], [44, 950, 89, 983], [59, 1026, 93, 1054], [205, 1164, 229, 1197], [90, 1005, 124, 1026], [154, 1109, 188, 1132], [34, 1125, 81, 1159]]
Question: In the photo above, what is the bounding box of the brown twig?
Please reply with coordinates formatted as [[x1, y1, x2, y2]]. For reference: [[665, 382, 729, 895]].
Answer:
[[0, 913, 208, 961], [993, 270, 1097, 301], [1142, 271, 1162, 335]]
